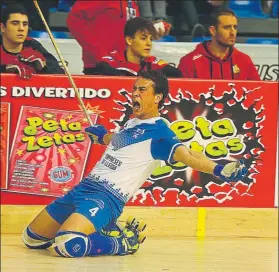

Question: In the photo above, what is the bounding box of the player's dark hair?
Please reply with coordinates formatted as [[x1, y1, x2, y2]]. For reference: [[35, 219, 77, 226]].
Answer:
[[124, 17, 156, 38], [1, 3, 28, 25], [210, 8, 236, 27], [138, 70, 169, 109]]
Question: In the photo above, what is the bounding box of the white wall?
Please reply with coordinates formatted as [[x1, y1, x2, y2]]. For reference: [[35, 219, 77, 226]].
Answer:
[[38, 38, 279, 81]]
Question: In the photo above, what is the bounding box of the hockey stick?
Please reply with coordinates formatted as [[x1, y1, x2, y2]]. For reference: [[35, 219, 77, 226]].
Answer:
[[33, 0, 93, 126]]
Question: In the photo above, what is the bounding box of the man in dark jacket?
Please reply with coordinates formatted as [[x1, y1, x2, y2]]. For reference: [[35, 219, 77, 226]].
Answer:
[[178, 8, 260, 80], [0, 3, 64, 79], [89, 17, 182, 78]]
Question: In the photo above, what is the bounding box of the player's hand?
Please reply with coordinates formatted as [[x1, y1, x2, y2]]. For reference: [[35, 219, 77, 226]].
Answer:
[[18, 54, 46, 72], [153, 20, 172, 40], [5, 64, 33, 79], [85, 125, 107, 145], [213, 160, 248, 182]]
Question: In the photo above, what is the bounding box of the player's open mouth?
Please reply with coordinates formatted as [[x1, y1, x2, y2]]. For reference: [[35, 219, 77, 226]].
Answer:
[[133, 101, 141, 110]]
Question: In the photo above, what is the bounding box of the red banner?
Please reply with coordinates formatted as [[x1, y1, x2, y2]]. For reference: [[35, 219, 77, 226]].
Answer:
[[0, 74, 278, 207], [0, 102, 10, 189]]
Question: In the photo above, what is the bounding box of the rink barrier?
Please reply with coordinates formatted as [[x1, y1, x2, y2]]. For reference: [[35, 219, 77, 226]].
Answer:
[[0, 74, 278, 208]]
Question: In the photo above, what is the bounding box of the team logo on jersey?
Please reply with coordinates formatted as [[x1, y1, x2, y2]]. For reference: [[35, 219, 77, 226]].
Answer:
[[233, 64, 240, 75], [132, 128, 145, 139], [193, 54, 202, 60], [102, 56, 113, 61], [157, 60, 168, 66]]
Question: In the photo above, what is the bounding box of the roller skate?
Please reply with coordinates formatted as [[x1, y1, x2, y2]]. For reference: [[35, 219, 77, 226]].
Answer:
[[125, 216, 147, 244], [101, 217, 147, 255], [121, 216, 147, 254]]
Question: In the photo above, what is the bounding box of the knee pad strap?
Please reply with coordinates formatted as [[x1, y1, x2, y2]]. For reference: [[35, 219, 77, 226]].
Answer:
[[22, 227, 54, 249], [51, 231, 90, 258]]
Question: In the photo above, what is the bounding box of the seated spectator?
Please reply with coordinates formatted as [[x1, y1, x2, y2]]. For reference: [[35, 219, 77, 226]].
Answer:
[[178, 8, 260, 80], [0, 3, 64, 79], [67, 0, 140, 74], [67, 0, 171, 74], [88, 17, 182, 78]]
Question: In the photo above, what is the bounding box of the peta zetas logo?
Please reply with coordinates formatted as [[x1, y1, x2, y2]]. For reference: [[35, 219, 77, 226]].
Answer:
[[48, 167, 74, 183], [151, 116, 246, 179]]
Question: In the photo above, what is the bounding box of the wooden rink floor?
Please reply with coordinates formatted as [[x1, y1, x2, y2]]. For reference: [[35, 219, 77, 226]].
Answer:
[[1, 234, 278, 272], [1, 206, 278, 272]]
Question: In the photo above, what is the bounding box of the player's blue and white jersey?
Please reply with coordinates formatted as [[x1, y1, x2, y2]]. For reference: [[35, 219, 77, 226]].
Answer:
[[88, 117, 183, 203]]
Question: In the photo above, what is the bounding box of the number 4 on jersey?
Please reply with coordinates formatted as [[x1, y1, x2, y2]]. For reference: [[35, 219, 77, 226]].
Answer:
[[89, 207, 99, 217]]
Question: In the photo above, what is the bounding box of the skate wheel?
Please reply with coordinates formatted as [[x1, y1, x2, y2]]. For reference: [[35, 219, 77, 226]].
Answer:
[[137, 222, 147, 232], [138, 233, 146, 244], [126, 216, 136, 226]]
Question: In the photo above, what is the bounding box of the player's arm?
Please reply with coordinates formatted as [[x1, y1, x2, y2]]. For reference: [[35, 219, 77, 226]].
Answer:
[[173, 145, 247, 182], [103, 133, 114, 145], [173, 145, 217, 174], [85, 125, 114, 146]]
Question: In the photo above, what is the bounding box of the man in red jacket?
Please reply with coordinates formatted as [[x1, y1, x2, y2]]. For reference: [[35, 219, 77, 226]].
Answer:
[[67, 0, 140, 74], [178, 8, 260, 80], [0, 3, 64, 79], [89, 17, 182, 78]]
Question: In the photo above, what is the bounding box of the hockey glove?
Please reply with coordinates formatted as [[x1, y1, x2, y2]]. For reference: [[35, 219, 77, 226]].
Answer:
[[85, 125, 107, 145], [18, 54, 46, 72], [213, 160, 248, 182], [5, 64, 33, 79]]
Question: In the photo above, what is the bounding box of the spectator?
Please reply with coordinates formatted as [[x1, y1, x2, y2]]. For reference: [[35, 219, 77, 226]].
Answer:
[[2, 0, 58, 31], [67, 0, 140, 74], [178, 8, 260, 80], [0, 3, 64, 79], [89, 17, 182, 78], [67, 1, 171, 74], [167, 0, 205, 38], [138, 0, 167, 21]]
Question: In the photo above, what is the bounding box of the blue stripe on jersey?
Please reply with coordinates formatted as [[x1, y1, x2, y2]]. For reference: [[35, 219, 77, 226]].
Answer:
[[150, 127, 182, 162], [111, 119, 178, 151], [110, 118, 182, 162]]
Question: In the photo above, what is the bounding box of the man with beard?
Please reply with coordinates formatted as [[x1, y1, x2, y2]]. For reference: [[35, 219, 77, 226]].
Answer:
[[178, 8, 260, 80]]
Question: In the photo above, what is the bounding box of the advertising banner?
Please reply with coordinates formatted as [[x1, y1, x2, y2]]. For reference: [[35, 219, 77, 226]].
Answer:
[[0, 74, 278, 207], [8, 105, 97, 197], [0, 102, 10, 189]]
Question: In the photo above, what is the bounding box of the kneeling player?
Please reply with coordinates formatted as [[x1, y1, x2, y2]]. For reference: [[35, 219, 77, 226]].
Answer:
[[22, 70, 247, 257]]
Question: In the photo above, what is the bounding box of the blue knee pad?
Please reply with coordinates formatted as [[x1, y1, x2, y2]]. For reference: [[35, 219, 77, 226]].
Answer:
[[51, 231, 90, 258], [22, 226, 54, 249]]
